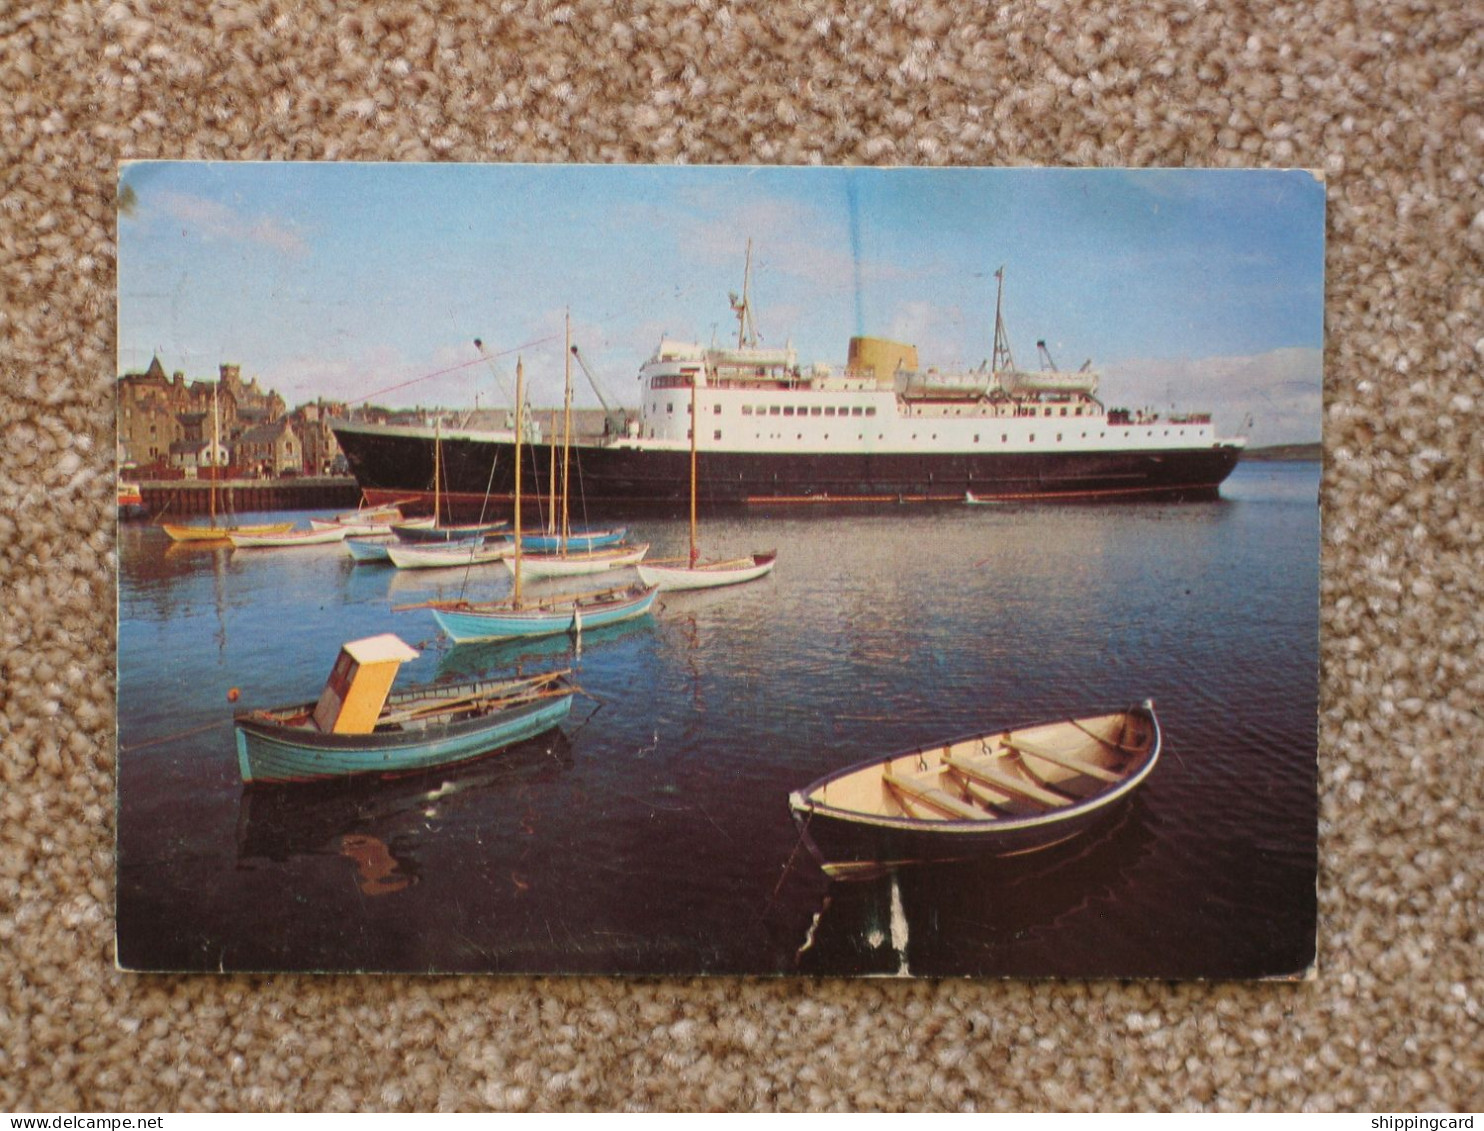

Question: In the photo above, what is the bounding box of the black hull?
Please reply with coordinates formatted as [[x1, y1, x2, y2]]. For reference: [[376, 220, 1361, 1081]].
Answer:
[[333, 425, 1243, 518]]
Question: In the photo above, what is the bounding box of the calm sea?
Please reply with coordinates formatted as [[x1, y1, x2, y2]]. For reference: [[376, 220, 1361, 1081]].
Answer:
[[116, 461, 1318, 977]]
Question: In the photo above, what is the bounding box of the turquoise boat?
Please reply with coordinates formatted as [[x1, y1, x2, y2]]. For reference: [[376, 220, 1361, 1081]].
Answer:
[[429, 583, 659, 644], [520, 526, 627, 552], [232, 634, 574, 784]]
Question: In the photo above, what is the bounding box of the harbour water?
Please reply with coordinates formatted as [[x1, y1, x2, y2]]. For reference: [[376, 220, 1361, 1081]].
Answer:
[[116, 461, 1318, 977]]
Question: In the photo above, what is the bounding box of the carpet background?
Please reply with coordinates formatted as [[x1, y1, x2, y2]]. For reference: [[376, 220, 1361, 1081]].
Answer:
[[1, 0, 1479, 1112]]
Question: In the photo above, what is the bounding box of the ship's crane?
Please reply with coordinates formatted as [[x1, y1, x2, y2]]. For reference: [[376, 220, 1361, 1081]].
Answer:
[[568, 343, 629, 438]]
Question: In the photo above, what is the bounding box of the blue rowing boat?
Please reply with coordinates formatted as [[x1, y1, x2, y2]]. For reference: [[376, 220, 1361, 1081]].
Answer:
[[429, 583, 658, 644]]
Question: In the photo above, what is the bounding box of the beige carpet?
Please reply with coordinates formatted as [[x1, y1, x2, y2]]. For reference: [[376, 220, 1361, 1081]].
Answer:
[[2, 0, 1480, 1112]]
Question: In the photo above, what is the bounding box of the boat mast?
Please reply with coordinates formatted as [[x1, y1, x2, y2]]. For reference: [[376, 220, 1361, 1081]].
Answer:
[[432, 418, 442, 527], [512, 358, 524, 608], [547, 410, 559, 536], [210, 382, 220, 528], [560, 310, 574, 553], [688, 371, 699, 567], [991, 265, 1015, 373]]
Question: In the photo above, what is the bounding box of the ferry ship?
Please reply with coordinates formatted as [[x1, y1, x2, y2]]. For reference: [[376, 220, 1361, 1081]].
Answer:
[[331, 266, 1245, 515]]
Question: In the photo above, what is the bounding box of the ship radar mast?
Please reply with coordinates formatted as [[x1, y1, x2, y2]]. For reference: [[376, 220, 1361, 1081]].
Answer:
[[991, 265, 1016, 373], [728, 239, 760, 349]]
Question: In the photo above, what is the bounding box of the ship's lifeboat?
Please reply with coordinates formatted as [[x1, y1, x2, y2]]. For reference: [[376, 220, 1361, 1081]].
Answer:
[[998, 368, 1100, 397]]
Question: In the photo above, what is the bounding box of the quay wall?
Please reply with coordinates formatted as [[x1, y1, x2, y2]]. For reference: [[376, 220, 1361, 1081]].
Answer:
[[136, 476, 363, 517]]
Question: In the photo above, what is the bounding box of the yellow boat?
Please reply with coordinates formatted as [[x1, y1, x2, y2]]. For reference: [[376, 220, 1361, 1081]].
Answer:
[[162, 520, 294, 544]]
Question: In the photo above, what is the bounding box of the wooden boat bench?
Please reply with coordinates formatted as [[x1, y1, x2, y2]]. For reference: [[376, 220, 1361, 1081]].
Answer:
[[941, 752, 1074, 809], [1002, 737, 1124, 784], [882, 770, 989, 821]]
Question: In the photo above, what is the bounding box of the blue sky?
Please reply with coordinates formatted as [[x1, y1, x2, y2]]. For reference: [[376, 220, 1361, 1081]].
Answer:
[[118, 164, 1325, 444]]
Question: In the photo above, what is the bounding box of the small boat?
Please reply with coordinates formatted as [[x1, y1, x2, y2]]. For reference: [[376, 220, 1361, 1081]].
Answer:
[[519, 526, 627, 552], [637, 551, 776, 591], [386, 538, 514, 570], [310, 512, 432, 537], [788, 701, 1161, 878], [513, 542, 650, 580], [118, 481, 148, 520], [228, 525, 349, 549], [392, 519, 510, 543], [345, 536, 395, 563], [233, 633, 575, 784], [631, 325, 776, 592], [429, 582, 659, 644], [164, 520, 295, 543]]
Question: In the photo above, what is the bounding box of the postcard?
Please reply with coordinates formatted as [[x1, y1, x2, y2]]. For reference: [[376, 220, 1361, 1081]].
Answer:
[[116, 164, 1323, 976]]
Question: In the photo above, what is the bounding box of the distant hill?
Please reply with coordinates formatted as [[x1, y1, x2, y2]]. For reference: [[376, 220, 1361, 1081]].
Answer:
[[1243, 442, 1322, 462]]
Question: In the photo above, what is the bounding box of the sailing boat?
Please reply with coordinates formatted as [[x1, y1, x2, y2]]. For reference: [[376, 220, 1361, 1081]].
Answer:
[[636, 246, 777, 592], [161, 383, 293, 543], [516, 314, 649, 581], [417, 356, 658, 645], [389, 419, 509, 544], [384, 420, 513, 568]]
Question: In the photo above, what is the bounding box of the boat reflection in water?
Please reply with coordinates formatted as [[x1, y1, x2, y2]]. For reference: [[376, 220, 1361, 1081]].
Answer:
[[434, 617, 655, 682], [779, 799, 1156, 978], [235, 730, 575, 897]]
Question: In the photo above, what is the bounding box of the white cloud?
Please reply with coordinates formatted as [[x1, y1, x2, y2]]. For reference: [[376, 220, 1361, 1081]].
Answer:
[[1102, 347, 1323, 447], [158, 191, 308, 256]]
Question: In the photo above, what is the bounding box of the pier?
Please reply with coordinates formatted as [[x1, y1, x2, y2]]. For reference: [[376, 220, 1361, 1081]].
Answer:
[[135, 476, 363, 518]]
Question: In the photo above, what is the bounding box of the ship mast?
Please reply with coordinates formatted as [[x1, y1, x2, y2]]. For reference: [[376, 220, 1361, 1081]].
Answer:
[[729, 239, 758, 349], [991, 265, 1016, 373]]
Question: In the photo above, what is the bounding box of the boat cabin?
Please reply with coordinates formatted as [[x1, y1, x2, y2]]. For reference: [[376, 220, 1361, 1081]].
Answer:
[[311, 634, 421, 735]]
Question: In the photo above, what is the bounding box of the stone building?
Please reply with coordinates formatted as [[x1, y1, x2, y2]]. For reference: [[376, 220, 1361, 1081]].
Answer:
[[290, 401, 346, 476], [235, 420, 304, 476], [116, 357, 287, 469]]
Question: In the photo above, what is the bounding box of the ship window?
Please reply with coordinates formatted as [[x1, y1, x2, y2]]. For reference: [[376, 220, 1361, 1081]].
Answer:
[[866, 407, 877, 417], [797, 433, 803, 440], [974, 434, 980, 443], [810, 406, 822, 416], [851, 407, 862, 416], [783, 406, 795, 416], [825, 406, 836, 416], [1029, 434, 1035, 442], [1002, 434, 1008, 443], [1075, 407, 1084, 416], [770, 406, 781, 416], [714, 430, 722, 441], [1060, 407, 1068, 417], [742, 405, 753, 415], [715, 405, 722, 415], [667, 403, 674, 414], [1056, 433, 1062, 442]]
